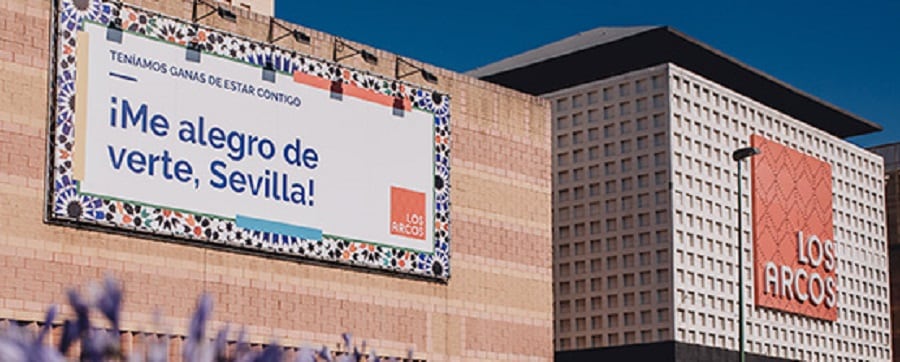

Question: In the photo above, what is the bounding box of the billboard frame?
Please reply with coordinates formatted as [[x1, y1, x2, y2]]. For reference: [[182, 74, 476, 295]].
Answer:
[[44, 0, 452, 282]]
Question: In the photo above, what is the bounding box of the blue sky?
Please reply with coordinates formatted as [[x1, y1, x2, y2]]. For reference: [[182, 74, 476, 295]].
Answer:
[[275, 0, 899, 148]]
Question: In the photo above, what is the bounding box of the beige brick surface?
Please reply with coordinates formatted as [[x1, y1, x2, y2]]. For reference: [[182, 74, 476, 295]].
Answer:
[[0, 0, 553, 360]]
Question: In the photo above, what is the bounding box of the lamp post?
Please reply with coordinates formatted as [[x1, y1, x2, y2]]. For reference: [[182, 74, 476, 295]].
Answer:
[[731, 146, 760, 362]]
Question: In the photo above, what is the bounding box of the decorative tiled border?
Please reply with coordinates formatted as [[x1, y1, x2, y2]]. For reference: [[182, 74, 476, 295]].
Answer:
[[49, 0, 451, 280]]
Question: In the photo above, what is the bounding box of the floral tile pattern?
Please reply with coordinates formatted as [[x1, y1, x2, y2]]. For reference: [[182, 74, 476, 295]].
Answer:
[[50, 0, 451, 280]]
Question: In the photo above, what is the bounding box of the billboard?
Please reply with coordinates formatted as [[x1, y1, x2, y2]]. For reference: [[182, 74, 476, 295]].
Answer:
[[751, 135, 836, 320], [50, 0, 451, 280]]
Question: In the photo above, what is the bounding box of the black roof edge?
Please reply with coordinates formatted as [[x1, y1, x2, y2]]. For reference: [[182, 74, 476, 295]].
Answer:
[[475, 26, 882, 139], [868, 141, 900, 150], [663, 26, 883, 134]]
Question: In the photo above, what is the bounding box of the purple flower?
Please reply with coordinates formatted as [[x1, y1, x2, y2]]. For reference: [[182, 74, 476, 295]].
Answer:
[[341, 332, 352, 350], [81, 328, 119, 362], [0, 326, 30, 361], [294, 348, 316, 362], [318, 346, 333, 362], [15, 276, 414, 361], [234, 327, 252, 361], [67, 289, 90, 336], [58, 320, 78, 354], [96, 277, 122, 333], [190, 294, 213, 341], [255, 344, 283, 362], [146, 334, 168, 362], [184, 294, 214, 361], [0, 323, 65, 362], [35, 305, 58, 344], [213, 324, 230, 361], [369, 349, 381, 362]]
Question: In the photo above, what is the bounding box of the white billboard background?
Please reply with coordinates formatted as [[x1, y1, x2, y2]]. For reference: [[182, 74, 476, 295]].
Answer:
[[76, 21, 435, 252], [50, 1, 451, 280]]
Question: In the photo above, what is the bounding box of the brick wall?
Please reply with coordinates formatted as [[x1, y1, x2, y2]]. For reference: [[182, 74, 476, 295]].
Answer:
[[221, 0, 274, 17], [0, 0, 553, 360], [886, 169, 900, 362]]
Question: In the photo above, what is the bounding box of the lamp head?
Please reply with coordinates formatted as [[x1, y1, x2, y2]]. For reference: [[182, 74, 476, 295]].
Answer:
[[420, 69, 438, 84], [216, 6, 237, 22], [360, 50, 378, 65], [732, 147, 761, 161], [292, 30, 311, 44]]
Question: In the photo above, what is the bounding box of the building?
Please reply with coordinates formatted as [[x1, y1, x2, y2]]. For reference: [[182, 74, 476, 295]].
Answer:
[[0, 0, 553, 360], [219, 0, 274, 17], [470, 26, 891, 361], [866, 142, 900, 361]]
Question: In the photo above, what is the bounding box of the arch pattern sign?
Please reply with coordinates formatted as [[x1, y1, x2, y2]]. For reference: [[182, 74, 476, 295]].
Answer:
[[751, 135, 836, 320]]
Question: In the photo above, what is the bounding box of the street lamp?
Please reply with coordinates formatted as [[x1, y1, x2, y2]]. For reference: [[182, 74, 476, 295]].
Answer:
[[732, 146, 760, 362]]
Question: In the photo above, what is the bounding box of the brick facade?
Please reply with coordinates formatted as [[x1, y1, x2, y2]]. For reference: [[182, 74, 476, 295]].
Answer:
[[0, 0, 553, 360], [889, 169, 900, 362], [867, 144, 900, 362]]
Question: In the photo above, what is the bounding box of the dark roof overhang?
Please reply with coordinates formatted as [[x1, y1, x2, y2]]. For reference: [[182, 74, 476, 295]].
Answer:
[[470, 26, 880, 138]]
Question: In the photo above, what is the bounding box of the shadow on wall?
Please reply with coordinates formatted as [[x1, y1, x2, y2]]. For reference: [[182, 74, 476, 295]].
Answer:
[[555, 341, 799, 362]]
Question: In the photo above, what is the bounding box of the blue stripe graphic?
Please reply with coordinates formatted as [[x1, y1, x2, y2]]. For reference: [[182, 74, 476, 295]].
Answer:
[[108, 72, 137, 82], [235, 215, 322, 241]]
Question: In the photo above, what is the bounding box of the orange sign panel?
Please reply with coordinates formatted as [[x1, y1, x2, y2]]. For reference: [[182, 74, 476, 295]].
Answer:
[[390, 186, 427, 240], [751, 135, 837, 321]]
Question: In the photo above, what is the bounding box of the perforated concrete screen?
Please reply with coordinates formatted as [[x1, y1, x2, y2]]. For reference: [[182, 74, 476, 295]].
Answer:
[[548, 64, 890, 361], [669, 66, 888, 361]]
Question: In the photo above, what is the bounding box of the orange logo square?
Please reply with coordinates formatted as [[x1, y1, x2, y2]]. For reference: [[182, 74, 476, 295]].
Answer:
[[751, 135, 837, 321], [390, 186, 426, 240]]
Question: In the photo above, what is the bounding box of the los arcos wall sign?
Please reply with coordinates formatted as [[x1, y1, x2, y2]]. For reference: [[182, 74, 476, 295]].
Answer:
[[751, 135, 836, 320]]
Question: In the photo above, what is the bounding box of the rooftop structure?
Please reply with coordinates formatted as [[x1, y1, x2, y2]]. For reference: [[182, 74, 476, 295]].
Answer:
[[469, 26, 881, 138]]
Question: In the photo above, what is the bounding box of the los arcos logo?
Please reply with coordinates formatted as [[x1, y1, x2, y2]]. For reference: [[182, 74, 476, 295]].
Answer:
[[389, 186, 426, 241], [751, 134, 838, 321], [762, 231, 837, 308]]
